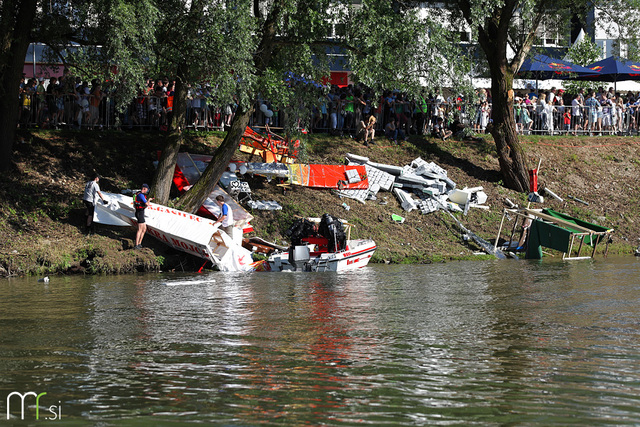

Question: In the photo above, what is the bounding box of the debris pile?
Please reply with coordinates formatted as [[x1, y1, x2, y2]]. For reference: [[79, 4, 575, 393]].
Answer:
[[173, 152, 490, 220], [343, 154, 489, 216]]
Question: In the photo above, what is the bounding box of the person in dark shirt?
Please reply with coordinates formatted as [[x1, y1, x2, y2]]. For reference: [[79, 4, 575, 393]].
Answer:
[[134, 184, 153, 249], [432, 117, 452, 141]]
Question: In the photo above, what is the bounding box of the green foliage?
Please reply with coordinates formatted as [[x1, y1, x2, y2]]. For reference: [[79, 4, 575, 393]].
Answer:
[[566, 37, 603, 66], [345, 1, 473, 97], [42, 0, 160, 113], [154, 0, 256, 106], [104, 0, 161, 112], [563, 38, 603, 94], [151, 0, 473, 123], [591, 0, 640, 62]]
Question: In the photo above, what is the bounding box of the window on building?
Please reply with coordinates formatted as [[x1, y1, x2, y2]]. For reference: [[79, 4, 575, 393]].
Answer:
[[534, 20, 568, 47]]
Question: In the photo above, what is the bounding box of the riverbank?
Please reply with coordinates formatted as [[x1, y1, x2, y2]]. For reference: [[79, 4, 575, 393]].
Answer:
[[1, 129, 638, 277]]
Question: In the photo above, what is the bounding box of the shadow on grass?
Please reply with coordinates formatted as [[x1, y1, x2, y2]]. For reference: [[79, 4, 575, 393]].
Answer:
[[407, 137, 503, 184], [7, 130, 171, 234]]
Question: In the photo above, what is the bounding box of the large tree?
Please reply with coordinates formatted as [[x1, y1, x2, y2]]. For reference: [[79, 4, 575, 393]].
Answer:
[[0, 0, 38, 172], [450, 0, 640, 191], [150, 0, 256, 205], [454, 0, 563, 192]]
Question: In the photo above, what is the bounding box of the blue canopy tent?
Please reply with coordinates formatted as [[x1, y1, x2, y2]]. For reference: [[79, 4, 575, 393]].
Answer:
[[562, 56, 640, 91], [517, 54, 596, 93]]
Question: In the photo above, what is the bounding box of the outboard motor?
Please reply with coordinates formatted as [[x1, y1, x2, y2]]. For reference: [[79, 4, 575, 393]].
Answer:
[[319, 213, 346, 252], [288, 245, 311, 271]]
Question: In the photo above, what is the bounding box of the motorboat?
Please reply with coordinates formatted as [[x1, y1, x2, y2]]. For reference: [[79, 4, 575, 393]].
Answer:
[[267, 215, 376, 272]]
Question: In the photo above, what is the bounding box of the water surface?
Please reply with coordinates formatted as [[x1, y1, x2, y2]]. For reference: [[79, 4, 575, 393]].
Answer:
[[2, 257, 640, 425]]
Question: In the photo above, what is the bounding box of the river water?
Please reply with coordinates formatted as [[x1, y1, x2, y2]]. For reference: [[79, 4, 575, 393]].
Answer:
[[2, 257, 640, 425]]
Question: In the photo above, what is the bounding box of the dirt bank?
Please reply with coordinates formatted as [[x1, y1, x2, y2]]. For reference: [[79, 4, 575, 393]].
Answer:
[[1, 129, 638, 277]]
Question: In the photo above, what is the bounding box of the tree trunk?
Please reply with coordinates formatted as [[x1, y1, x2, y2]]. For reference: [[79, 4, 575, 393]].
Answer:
[[458, 0, 533, 193], [151, 68, 188, 204], [487, 56, 530, 192], [0, 0, 38, 172], [177, 106, 252, 213], [150, 0, 206, 204], [151, 129, 182, 204], [174, 0, 285, 213]]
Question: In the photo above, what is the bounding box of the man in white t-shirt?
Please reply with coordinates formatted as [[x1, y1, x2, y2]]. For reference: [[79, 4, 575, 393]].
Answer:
[[548, 87, 557, 105], [214, 195, 234, 236], [571, 93, 583, 134], [82, 175, 107, 234]]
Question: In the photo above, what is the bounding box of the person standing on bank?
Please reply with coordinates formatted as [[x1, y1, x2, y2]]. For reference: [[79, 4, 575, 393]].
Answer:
[[134, 184, 152, 249], [214, 195, 234, 236], [83, 175, 107, 234]]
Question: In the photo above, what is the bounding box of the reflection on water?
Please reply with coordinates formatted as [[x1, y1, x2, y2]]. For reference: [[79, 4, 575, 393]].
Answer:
[[1, 258, 640, 424]]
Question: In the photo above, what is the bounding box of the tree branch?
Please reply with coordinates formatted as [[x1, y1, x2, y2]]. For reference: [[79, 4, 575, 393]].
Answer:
[[254, 0, 286, 75], [510, 0, 552, 73], [456, 0, 493, 58]]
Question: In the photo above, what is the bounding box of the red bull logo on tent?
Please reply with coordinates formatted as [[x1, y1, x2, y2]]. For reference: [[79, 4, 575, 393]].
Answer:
[[548, 62, 571, 70]]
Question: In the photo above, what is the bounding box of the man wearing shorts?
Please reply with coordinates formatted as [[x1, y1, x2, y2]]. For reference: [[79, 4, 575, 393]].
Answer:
[[134, 184, 153, 249], [82, 175, 106, 234], [213, 195, 234, 236], [585, 91, 599, 135]]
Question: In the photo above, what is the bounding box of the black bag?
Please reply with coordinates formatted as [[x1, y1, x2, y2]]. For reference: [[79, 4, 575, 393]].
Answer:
[[285, 218, 318, 246]]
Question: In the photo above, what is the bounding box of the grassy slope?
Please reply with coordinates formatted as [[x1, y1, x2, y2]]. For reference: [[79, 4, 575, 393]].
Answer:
[[1, 129, 638, 277]]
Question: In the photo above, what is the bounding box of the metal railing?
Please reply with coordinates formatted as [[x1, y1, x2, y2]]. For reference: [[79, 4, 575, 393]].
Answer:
[[16, 93, 236, 131], [15, 92, 640, 137], [512, 101, 638, 136]]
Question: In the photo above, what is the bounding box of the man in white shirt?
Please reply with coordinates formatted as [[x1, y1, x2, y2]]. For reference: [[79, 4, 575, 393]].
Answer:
[[82, 175, 107, 234], [548, 87, 557, 105], [571, 93, 583, 134]]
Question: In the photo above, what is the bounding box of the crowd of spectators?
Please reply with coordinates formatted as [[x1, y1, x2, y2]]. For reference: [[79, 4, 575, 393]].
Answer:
[[18, 70, 114, 130], [16, 73, 640, 138], [17, 73, 471, 139], [512, 84, 640, 135], [17, 73, 239, 131], [302, 84, 470, 143]]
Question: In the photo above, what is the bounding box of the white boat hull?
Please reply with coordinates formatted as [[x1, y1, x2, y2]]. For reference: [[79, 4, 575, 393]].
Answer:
[[94, 192, 254, 272], [268, 239, 376, 272]]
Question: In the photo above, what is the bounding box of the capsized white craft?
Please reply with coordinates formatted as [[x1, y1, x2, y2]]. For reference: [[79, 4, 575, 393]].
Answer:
[[94, 192, 254, 272]]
